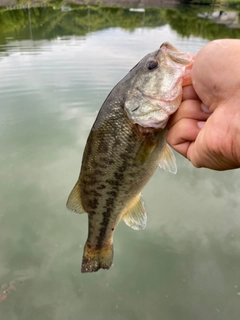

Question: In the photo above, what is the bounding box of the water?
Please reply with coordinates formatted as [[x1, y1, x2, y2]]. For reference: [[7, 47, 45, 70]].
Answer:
[[1, 4, 240, 320]]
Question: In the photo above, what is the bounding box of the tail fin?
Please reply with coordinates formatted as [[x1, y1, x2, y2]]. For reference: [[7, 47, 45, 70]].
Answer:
[[81, 243, 113, 273]]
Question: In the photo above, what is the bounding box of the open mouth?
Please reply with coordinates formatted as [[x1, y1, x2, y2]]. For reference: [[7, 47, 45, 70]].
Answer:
[[160, 42, 193, 66]]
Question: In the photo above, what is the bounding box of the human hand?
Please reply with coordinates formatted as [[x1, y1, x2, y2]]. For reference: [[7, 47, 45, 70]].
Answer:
[[167, 39, 240, 170]]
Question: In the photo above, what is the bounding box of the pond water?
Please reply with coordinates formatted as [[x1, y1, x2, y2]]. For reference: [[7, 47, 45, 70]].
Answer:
[[1, 3, 240, 320]]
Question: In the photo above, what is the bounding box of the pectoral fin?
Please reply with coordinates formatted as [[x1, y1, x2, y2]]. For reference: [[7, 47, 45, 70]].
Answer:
[[66, 182, 85, 214], [135, 126, 157, 165], [135, 140, 155, 165], [158, 144, 177, 174], [122, 193, 147, 230]]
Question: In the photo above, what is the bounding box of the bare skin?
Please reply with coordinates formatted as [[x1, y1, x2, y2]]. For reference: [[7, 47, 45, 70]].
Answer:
[[167, 39, 240, 170]]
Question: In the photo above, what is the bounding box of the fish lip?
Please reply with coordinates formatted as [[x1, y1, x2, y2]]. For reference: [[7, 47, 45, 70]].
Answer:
[[160, 42, 179, 53], [160, 42, 193, 66]]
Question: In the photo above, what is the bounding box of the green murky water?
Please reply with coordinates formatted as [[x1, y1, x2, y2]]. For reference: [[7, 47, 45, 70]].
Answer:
[[1, 3, 240, 320]]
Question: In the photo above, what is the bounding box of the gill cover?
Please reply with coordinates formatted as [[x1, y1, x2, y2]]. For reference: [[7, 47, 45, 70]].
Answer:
[[124, 42, 193, 129]]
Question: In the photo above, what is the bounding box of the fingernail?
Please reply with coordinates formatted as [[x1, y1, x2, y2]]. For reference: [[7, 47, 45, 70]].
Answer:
[[201, 103, 211, 113], [198, 121, 205, 129]]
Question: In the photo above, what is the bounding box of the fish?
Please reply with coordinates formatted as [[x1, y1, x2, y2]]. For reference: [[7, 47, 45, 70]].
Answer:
[[67, 42, 193, 273]]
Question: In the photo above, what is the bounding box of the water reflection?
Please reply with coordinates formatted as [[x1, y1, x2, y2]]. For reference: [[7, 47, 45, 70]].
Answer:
[[0, 4, 240, 49], [198, 10, 240, 29], [0, 3, 240, 320]]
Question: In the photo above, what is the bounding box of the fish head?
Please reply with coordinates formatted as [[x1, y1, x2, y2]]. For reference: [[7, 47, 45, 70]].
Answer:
[[124, 42, 193, 129]]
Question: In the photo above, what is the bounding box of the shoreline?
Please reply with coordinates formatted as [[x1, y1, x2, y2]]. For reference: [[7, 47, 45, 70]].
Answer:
[[0, 0, 232, 8]]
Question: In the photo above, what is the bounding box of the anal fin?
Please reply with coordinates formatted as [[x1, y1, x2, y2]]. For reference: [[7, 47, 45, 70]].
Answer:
[[122, 193, 147, 230]]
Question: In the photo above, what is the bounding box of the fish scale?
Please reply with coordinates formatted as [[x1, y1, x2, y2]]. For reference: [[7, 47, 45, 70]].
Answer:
[[66, 42, 193, 273]]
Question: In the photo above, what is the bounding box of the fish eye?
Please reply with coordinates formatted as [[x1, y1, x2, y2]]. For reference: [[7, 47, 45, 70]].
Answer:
[[147, 60, 158, 71]]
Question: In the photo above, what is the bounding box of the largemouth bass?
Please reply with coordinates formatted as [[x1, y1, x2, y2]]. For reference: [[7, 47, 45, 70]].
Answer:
[[67, 43, 193, 273]]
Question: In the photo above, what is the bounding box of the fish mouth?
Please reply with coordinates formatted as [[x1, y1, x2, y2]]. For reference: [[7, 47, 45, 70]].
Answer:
[[160, 42, 179, 52], [160, 42, 193, 66]]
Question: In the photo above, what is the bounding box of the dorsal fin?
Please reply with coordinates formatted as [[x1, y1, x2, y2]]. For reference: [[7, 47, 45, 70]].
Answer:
[[122, 193, 147, 230], [66, 182, 85, 214], [158, 144, 177, 174]]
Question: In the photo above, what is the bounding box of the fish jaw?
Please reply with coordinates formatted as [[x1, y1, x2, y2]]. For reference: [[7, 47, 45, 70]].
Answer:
[[124, 43, 193, 129], [160, 42, 193, 66], [125, 87, 182, 129]]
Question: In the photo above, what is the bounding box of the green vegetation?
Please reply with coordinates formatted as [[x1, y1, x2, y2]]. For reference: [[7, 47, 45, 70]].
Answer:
[[164, 7, 240, 39], [0, 6, 166, 41], [0, 0, 236, 7], [180, 0, 240, 4], [0, 4, 239, 46], [180, 0, 213, 3]]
